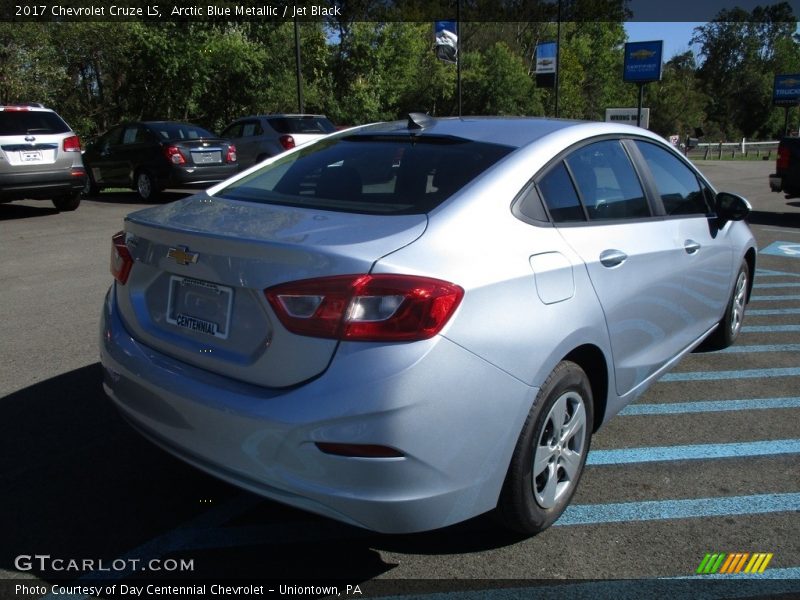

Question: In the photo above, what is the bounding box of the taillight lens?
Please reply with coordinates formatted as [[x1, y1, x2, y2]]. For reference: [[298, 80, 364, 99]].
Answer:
[[279, 134, 295, 150], [226, 144, 237, 163], [163, 145, 186, 165], [777, 144, 789, 170], [63, 135, 81, 152], [265, 274, 464, 342], [110, 231, 134, 285]]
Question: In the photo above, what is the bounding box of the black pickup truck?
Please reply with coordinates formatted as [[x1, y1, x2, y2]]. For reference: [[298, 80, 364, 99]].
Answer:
[[770, 137, 800, 195]]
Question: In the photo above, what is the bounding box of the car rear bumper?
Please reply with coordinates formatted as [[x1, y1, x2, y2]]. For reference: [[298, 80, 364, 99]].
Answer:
[[99, 285, 536, 533], [0, 168, 86, 200], [168, 164, 238, 188]]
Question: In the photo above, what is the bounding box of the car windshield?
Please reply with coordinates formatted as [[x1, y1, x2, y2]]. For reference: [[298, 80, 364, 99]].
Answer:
[[269, 116, 337, 135], [0, 111, 70, 135], [148, 123, 215, 141], [216, 134, 514, 215]]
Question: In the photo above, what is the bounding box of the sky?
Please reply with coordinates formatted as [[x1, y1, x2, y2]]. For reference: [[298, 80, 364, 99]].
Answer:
[[623, 22, 705, 61]]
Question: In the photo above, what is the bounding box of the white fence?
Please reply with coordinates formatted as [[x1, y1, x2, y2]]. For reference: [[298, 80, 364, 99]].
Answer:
[[691, 139, 779, 160]]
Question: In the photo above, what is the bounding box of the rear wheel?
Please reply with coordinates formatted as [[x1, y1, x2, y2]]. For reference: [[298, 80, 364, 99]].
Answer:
[[135, 170, 160, 201], [52, 192, 81, 211], [496, 360, 593, 535], [704, 259, 749, 350]]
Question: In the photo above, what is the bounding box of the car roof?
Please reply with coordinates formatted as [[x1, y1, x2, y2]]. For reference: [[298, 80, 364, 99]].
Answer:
[[347, 116, 664, 150]]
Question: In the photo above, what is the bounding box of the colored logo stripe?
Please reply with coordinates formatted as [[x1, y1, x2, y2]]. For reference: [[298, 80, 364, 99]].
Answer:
[[697, 553, 773, 574]]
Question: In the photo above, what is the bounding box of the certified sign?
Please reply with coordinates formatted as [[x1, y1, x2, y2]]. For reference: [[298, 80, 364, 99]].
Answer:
[[624, 41, 663, 83], [773, 74, 800, 106]]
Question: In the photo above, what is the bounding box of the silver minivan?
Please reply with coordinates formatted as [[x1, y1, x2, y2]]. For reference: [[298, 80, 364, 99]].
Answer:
[[0, 104, 86, 211]]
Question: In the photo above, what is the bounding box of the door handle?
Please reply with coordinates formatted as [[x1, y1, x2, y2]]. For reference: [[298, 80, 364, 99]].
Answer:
[[684, 240, 701, 254], [599, 249, 628, 268]]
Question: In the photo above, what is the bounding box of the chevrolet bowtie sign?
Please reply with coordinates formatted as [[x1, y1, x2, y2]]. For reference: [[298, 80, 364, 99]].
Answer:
[[167, 246, 199, 266]]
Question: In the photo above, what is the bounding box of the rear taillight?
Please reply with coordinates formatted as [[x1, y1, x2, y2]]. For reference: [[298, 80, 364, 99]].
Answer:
[[226, 145, 237, 163], [265, 274, 464, 342], [279, 134, 295, 151], [163, 145, 186, 165], [110, 231, 134, 285], [62, 135, 81, 152], [777, 144, 790, 171]]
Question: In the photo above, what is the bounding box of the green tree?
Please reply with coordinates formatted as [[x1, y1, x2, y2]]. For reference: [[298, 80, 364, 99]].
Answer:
[[647, 51, 709, 139], [692, 2, 800, 138]]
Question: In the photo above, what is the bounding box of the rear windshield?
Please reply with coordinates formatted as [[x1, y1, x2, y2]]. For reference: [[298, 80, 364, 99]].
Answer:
[[268, 116, 337, 135], [147, 123, 215, 141], [0, 111, 70, 135], [216, 134, 514, 214]]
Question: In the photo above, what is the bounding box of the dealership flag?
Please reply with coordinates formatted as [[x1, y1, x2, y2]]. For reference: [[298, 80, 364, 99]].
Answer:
[[434, 21, 458, 63]]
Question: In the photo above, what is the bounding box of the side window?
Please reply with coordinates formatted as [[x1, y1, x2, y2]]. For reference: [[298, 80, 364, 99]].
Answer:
[[565, 140, 650, 220], [537, 162, 585, 222], [222, 123, 243, 138], [122, 126, 138, 144], [635, 140, 712, 216], [514, 181, 549, 223]]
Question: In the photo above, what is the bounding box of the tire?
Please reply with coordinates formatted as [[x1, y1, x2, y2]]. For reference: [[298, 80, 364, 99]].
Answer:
[[83, 171, 100, 197], [496, 360, 593, 535], [135, 169, 160, 201], [704, 259, 750, 350], [52, 192, 81, 211]]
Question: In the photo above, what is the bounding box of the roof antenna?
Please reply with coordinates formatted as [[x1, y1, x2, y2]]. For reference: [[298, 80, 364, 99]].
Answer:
[[407, 112, 434, 130]]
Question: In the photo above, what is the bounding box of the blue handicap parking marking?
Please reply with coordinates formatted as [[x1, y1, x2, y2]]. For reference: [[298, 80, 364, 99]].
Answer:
[[760, 241, 800, 259]]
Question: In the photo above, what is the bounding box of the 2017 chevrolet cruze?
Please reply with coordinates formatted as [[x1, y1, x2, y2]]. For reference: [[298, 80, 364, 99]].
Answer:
[[100, 115, 756, 534]]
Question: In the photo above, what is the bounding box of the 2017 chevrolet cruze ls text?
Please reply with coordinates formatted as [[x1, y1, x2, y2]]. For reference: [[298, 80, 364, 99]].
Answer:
[[100, 116, 756, 534]]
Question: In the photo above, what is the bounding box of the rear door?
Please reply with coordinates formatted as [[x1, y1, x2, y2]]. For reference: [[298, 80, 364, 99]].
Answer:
[[222, 119, 262, 167], [537, 138, 689, 396]]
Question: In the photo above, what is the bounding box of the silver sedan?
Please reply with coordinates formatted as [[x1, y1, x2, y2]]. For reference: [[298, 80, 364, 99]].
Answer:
[[100, 115, 756, 534]]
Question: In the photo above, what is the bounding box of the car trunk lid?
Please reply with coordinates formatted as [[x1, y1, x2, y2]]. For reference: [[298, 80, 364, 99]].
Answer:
[[114, 194, 427, 388]]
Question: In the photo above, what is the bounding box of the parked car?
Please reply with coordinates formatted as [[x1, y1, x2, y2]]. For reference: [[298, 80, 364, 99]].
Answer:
[[82, 121, 238, 201], [769, 136, 800, 195], [221, 114, 336, 169], [0, 103, 86, 211], [100, 115, 756, 535]]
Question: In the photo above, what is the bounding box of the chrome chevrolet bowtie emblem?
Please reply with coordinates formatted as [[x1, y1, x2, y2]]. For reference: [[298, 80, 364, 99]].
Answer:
[[167, 246, 199, 266]]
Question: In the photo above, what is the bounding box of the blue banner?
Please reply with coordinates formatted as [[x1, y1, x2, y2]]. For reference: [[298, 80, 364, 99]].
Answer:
[[623, 41, 663, 83], [536, 42, 557, 74], [773, 74, 800, 106], [434, 20, 458, 64]]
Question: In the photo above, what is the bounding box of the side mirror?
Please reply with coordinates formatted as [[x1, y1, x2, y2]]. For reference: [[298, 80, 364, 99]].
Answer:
[[716, 192, 751, 222]]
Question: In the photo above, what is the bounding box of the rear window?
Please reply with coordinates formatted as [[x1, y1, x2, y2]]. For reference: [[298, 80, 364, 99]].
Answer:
[[216, 135, 514, 215], [147, 123, 215, 141], [267, 116, 337, 135], [0, 111, 70, 135]]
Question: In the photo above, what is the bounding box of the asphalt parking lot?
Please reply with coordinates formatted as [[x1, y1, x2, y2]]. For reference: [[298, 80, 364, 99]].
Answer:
[[1, 161, 799, 599]]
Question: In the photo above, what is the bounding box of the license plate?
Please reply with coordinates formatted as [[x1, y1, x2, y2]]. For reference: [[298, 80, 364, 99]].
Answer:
[[166, 276, 233, 339], [191, 150, 222, 165], [21, 151, 42, 162]]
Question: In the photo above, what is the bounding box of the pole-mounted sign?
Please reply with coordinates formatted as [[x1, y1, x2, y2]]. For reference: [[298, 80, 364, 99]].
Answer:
[[773, 74, 800, 135], [623, 40, 663, 127]]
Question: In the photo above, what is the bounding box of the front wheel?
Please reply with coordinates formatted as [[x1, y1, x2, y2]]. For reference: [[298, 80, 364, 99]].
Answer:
[[496, 360, 593, 535], [704, 259, 750, 350]]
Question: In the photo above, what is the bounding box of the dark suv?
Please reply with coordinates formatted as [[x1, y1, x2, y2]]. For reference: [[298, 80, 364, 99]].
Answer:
[[0, 104, 86, 211], [770, 137, 800, 196]]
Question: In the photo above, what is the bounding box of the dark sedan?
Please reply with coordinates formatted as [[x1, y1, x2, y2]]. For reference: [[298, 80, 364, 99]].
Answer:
[[83, 121, 238, 200]]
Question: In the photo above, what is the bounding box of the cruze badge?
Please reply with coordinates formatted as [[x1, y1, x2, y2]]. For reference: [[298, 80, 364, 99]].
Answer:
[[167, 246, 199, 266]]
